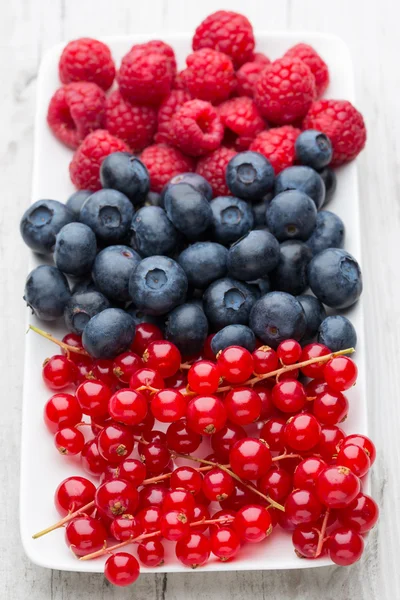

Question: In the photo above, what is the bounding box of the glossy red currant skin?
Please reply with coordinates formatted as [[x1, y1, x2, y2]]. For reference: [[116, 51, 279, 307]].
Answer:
[[162, 489, 196, 519], [80, 438, 108, 476], [324, 357, 358, 391], [42, 355, 76, 390], [129, 367, 165, 397], [316, 466, 361, 508], [272, 379, 307, 413], [138, 506, 162, 532], [175, 532, 211, 568], [186, 395, 227, 435], [74, 355, 95, 384], [300, 343, 330, 378], [54, 476, 96, 517], [317, 425, 346, 462], [341, 434, 376, 466], [304, 379, 329, 398], [253, 384, 275, 419], [113, 351, 141, 383], [294, 457, 327, 490], [170, 466, 203, 494], [138, 430, 167, 452], [209, 509, 236, 533], [277, 339, 302, 365], [188, 360, 220, 394], [338, 493, 379, 533], [328, 527, 364, 566], [65, 516, 107, 557], [141, 441, 171, 475], [313, 389, 349, 425], [166, 420, 202, 454], [44, 393, 82, 433], [76, 379, 111, 418], [252, 346, 278, 374], [192, 504, 211, 531], [211, 423, 246, 462], [97, 423, 134, 464], [95, 479, 139, 519], [110, 515, 141, 541], [131, 323, 164, 356], [234, 504, 272, 543], [202, 468, 234, 502], [54, 426, 85, 455], [292, 524, 320, 558], [260, 417, 286, 452], [108, 389, 147, 426], [210, 526, 241, 561], [337, 444, 370, 477], [104, 552, 140, 587], [258, 466, 292, 502], [230, 438, 271, 480], [143, 340, 181, 378], [137, 539, 165, 567], [90, 359, 117, 388], [276, 510, 297, 532], [62, 332, 83, 358], [285, 489, 323, 525], [284, 414, 322, 452], [151, 388, 187, 422], [224, 387, 262, 425], [160, 509, 191, 541], [217, 346, 254, 384]]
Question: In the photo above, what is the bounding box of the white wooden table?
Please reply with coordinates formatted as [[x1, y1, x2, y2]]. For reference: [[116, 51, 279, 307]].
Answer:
[[1, 0, 399, 598]]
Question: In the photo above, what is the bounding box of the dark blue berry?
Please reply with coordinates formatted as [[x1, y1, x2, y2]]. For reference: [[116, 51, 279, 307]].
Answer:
[[20, 199, 74, 254], [227, 230, 280, 281], [318, 167, 337, 206], [125, 305, 164, 329], [130, 206, 180, 257], [144, 190, 164, 208], [92, 245, 141, 302], [163, 183, 212, 240], [24, 265, 71, 321], [249, 292, 306, 348], [274, 166, 325, 209], [82, 308, 136, 359], [54, 222, 97, 277], [71, 277, 98, 294], [163, 172, 212, 201], [100, 152, 149, 205], [64, 291, 110, 335], [165, 303, 208, 357], [307, 248, 363, 309], [252, 194, 272, 228], [66, 190, 92, 218], [318, 315, 357, 351], [210, 196, 254, 246], [266, 190, 317, 242], [203, 277, 257, 330], [306, 211, 345, 256], [226, 151, 275, 200], [211, 324, 256, 355], [270, 241, 312, 295], [79, 189, 133, 244], [129, 256, 188, 316], [177, 242, 228, 289], [296, 294, 327, 343], [246, 277, 271, 298], [295, 130, 333, 170]]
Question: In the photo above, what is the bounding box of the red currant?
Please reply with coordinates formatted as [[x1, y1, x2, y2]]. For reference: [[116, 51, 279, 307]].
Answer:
[[220, 483, 260, 511], [272, 379, 306, 413], [283, 414, 321, 452], [304, 379, 329, 398], [338, 493, 379, 533], [328, 527, 364, 566], [276, 510, 297, 532], [160, 509, 190, 541], [316, 425, 346, 462], [44, 393, 82, 433], [258, 466, 292, 501], [165, 370, 187, 389], [186, 395, 227, 435], [224, 386, 262, 425], [143, 340, 181, 378], [54, 426, 85, 455], [110, 515, 141, 541], [166, 420, 202, 454], [141, 442, 170, 475], [229, 438, 271, 480], [104, 552, 140, 586], [209, 509, 236, 533], [97, 423, 134, 464], [129, 367, 164, 397], [138, 506, 162, 532], [54, 476, 96, 517], [313, 389, 349, 425], [324, 356, 358, 391], [210, 526, 240, 561], [81, 438, 107, 476], [162, 489, 196, 519], [300, 343, 330, 378], [95, 479, 139, 519], [65, 516, 107, 557], [138, 485, 167, 511], [285, 489, 323, 525], [61, 333, 83, 360], [188, 360, 220, 394], [192, 504, 211, 531], [337, 444, 370, 477], [211, 423, 246, 462], [175, 532, 210, 568], [137, 539, 165, 567], [340, 434, 376, 466], [252, 346, 279, 374], [277, 339, 302, 365], [202, 468, 234, 502], [254, 383, 275, 419], [202, 334, 216, 360], [74, 355, 95, 384], [217, 346, 254, 384], [131, 323, 163, 355], [234, 505, 272, 543], [43, 355, 76, 390], [170, 466, 203, 494], [130, 411, 155, 436], [294, 457, 327, 490], [90, 359, 118, 388], [151, 388, 187, 422], [108, 389, 147, 426], [260, 417, 286, 452], [316, 466, 361, 508], [76, 380, 111, 418], [292, 524, 320, 558], [112, 351, 141, 383]]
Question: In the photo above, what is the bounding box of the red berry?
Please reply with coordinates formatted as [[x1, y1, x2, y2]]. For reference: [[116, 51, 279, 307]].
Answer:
[[54, 426, 85, 455], [118, 49, 172, 106], [260, 417, 286, 452], [328, 527, 364, 566], [81, 438, 107, 476], [230, 438, 271, 480], [192, 504, 211, 532], [196, 146, 237, 197], [217, 346, 254, 384], [294, 457, 327, 490], [170, 466, 203, 495], [324, 357, 358, 391], [65, 516, 107, 557], [104, 552, 140, 587], [272, 379, 307, 413], [202, 468, 234, 502], [73, 355, 95, 384], [162, 489, 196, 519], [130, 40, 176, 77], [211, 423, 246, 462], [313, 388, 349, 425], [161, 510, 191, 541], [338, 493, 379, 533], [44, 393, 82, 433], [140, 143, 194, 193], [156, 89, 192, 144], [300, 343, 330, 378], [176, 532, 211, 568], [254, 383, 275, 419], [236, 61, 267, 97], [166, 419, 202, 454], [105, 89, 157, 152], [138, 506, 163, 532], [91, 359, 118, 388], [210, 527, 241, 561], [258, 466, 292, 502], [317, 425, 346, 462], [250, 126, 300, 174], [284, 414, 321, 452], [143, 340, 181, 378], [218, 96, 265, 151], [187, 395, 227, 435], [252, 346, 278, 374], [234, 505, 272, 543], [59, 38, 115, 90], [54, 476, 96, 517], [337, 444, 370, 478], [284, 43, 329, 97], [224, 386, 262, 425], [129, 367, 165, 398], [277, 339, 302, 365], [131, 323, 164, 356], [188, 360, 220, 394], [220, 483, 260, 512], [97, 423, 134, 464], [305, 378, 329, 398], [341, 434, 376, 466], [95, 479, 139, 520], [76, 379, 111, 418], [110, 515, 141, 541], [276, 510, 297, 532], [292, 524, 320, 558], [42, 355, 76, 390], [137, 539, 165, 567], [61, 333, 83, 359], [151, 388, 187, 423], [113, 352, 142, 384], [118, 458, 147, 487], [285, 489, 323, 525], [209, 509, 236, 533], [108, 389, 147, 426], [316, 466, 361, 508], [141, 442, 171, 476], [170, 98, 224, 156], [202, 334, 216, 360]]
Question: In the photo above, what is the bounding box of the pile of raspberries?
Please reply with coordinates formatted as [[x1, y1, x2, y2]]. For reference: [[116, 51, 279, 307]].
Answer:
[[47, 10, 367, 196]]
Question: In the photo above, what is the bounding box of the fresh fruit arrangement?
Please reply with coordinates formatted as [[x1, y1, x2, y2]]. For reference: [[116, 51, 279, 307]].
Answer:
[[21, 10, 377, 588]]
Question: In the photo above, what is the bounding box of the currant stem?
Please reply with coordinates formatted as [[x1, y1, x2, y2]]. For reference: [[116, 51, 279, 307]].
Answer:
[[29, 325, 88, 357], [315, 508, 330, 558], [272, 453, 303, 462], [32, 501, 95, 539], [142, 463, 215, 485]]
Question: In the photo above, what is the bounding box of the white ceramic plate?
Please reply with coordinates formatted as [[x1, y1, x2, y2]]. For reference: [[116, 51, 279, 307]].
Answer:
[[20, 32, 367, 573]]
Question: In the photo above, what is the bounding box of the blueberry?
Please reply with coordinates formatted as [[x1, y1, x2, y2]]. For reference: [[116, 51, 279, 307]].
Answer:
[[318, 315, 357, 351], [163, 183, 212, 240], [54, 222, 97, 277], [249, 292, 306, 347], [130, 206, 180, 257], [226, 151, 275, 200], [211, 324, 256, 355], [126, 304, 165, 329], [274, 166, 325, 210], [100, 152, 149, 205], [270, 241, 312, 295], [306, 211, 345, 256], [203, 277, 257, 330], [92, 245, 141, 302], [144, 190, 164, 208], [227, 230, 280, 281], [252, 194, 272, 228], [129, 256, 188, 316], [295, 130, 333, 170], [64, 291, 111, 335], [177, 242, 228, 289], [165, 303, 209, 357], [210, 196, 254, 245], [318, 167, 337, 206], [24, 265, 71, 321], [66, 190, 92, 219], [266, 190, 317, 242], [20, 199, 74, 254], [82, 308, 136, 359], [71, 277, 98, 294], [296, 294, 327, 342], [163, 173, 212, 201], [246, 276, 271, 298], [307, 248, 363, 309], [79, 189, 134, 244]]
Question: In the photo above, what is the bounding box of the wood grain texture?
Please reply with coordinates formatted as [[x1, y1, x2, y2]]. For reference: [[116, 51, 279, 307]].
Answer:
[[1, 0, 399, 597]]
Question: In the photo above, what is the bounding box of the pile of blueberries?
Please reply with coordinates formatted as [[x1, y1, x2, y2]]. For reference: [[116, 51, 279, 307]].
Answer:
[[21, 129, 361, 360]]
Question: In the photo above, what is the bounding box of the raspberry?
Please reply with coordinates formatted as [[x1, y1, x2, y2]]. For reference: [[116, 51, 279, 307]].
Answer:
[[196, 146, 237, 197], [255, 57, 316, 125], [173, 71, 186, 90], [284, 43, 329, 97], [303, 100, 366, 166], [193, 11, 255, 68], [250, 126, 301, 174], [140, 144, 195, 193], [117, 50, 172, 106], [251, 52, 271, 65], [181, 49, 235, 105], [236, 62, 268, 97], [218, 97, 265, 151], [105, 90, 157, 153], [130, 40, 177, 78], [59, 38, 115, 91], [170, 100, 224, 157], [47, 82, 106, 149], [69, 130, 130, 191], [155, 90, 192, 144]]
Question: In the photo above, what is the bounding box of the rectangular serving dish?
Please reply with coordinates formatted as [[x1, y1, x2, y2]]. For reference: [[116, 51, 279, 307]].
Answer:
[[20, 32, 367, 573]]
